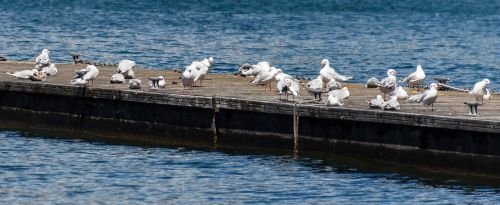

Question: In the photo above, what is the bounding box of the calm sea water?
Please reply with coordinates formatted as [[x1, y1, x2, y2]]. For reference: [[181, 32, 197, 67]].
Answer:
[[1, 130, 500, 204], [0, 0, 499, 89]]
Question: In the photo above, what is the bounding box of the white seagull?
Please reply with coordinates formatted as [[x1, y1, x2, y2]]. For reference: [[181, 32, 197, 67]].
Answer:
[[42, 63, 58, 76], [191, 61, 209, 86], [368, 95, 385, 109], [252, 66, 280, 91], [200, 57, 214, 71], [277, 78, 299, 101], [378, 69, 397, 99], [319, 59, 353, 83], [6, 69, 38, 79], [328, 87, 350, 101], [382, 95, 401, 111], [240, 61, 271, 77], [71, 65, 99, 86], [326, 92, 344, 106], [117, 60, 136, 79], [110, 73, 125, 84], [407, 83, 439, 111], [401, 64, 425, 90], [390, 86, 409, 100], [35, 49, 50, 69], [306, 75, 324, 100], [469, 79, 490, 104], [181, 65, 197, 89]]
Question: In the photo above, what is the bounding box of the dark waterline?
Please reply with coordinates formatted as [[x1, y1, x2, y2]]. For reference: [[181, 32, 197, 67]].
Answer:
[[0, 0, 499, 89], [1, 130, 500, 204]]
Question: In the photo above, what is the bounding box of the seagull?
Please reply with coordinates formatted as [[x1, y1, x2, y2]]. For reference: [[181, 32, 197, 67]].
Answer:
[[35, 49, 50, 69], [190, 61, 209, 87], [181, 65, 197, 89], [42, 63, 57, 76], [277, 78, 299, 101], [71, 65, 99, 86], [6, 69, 38, 79], [407, 83, 439, 111], [252, 66, 280, 91], [328, 87, 350, 101], [158, 76, 166, 88], [469, 79, 490, 104], [390, 86, 409, 100], [326, 92, 344, 106], [382, 95, 401, 111], [327, 79, 342, 91], [401, 64, 425, 90], [129, 79, 142, 89], [240, 61, 271, 77], [200, 57, 214, 71], [148, 76, 166, 89], [366, 77, 379, 88], [117, 60, 136, 79], [378, 69, 397, 99], [368, 95, 385, 109], [110, 73, 125, 84], [306, 75, 324, 100], [319, 59, 353, 83]]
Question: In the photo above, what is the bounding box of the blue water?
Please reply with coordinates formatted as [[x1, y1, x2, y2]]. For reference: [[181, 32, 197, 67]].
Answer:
[[1, 130, 499, 204], [0, 0, 499, 89]]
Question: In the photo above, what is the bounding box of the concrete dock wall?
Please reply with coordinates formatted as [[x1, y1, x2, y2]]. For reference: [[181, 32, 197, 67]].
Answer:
[[1, 80, 500, 176]]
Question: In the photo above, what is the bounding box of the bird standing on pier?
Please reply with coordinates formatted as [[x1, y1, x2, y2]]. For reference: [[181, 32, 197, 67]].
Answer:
[[6, 69, 38, 79], [377, 69, 397, 99], [306, 75, 324, 100], [181, 65, 197, 89], [71, 65, 99, 86], [469, 79, 490, 104], [277, 78, 299, 101], [407, 83, 438, 111], [35, 49, 50, 69], [117, 60, 136, 79], [401, 64, 425, 91], [148, 76, 166, 89], [200, 57, 214, 71], [192, 61, 210, 87], [319, 58, 353, 88]]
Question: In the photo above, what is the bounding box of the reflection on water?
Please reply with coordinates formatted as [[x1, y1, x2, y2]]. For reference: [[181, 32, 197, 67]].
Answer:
[[0, 130, 499, 204]]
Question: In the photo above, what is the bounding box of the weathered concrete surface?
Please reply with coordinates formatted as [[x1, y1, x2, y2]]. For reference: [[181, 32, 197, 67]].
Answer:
[[2, 61, 500, 177]]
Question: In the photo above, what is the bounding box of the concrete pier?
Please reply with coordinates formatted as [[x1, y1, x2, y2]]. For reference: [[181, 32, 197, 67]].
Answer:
[[1, 61, 500, 177]]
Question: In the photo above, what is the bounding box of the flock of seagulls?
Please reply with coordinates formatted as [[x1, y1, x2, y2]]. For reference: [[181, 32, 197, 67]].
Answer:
[[3, 49, 494, 113]]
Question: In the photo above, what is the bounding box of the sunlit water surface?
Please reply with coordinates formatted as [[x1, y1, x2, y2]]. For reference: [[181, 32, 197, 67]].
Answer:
[[0, 0, 499, 89]]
